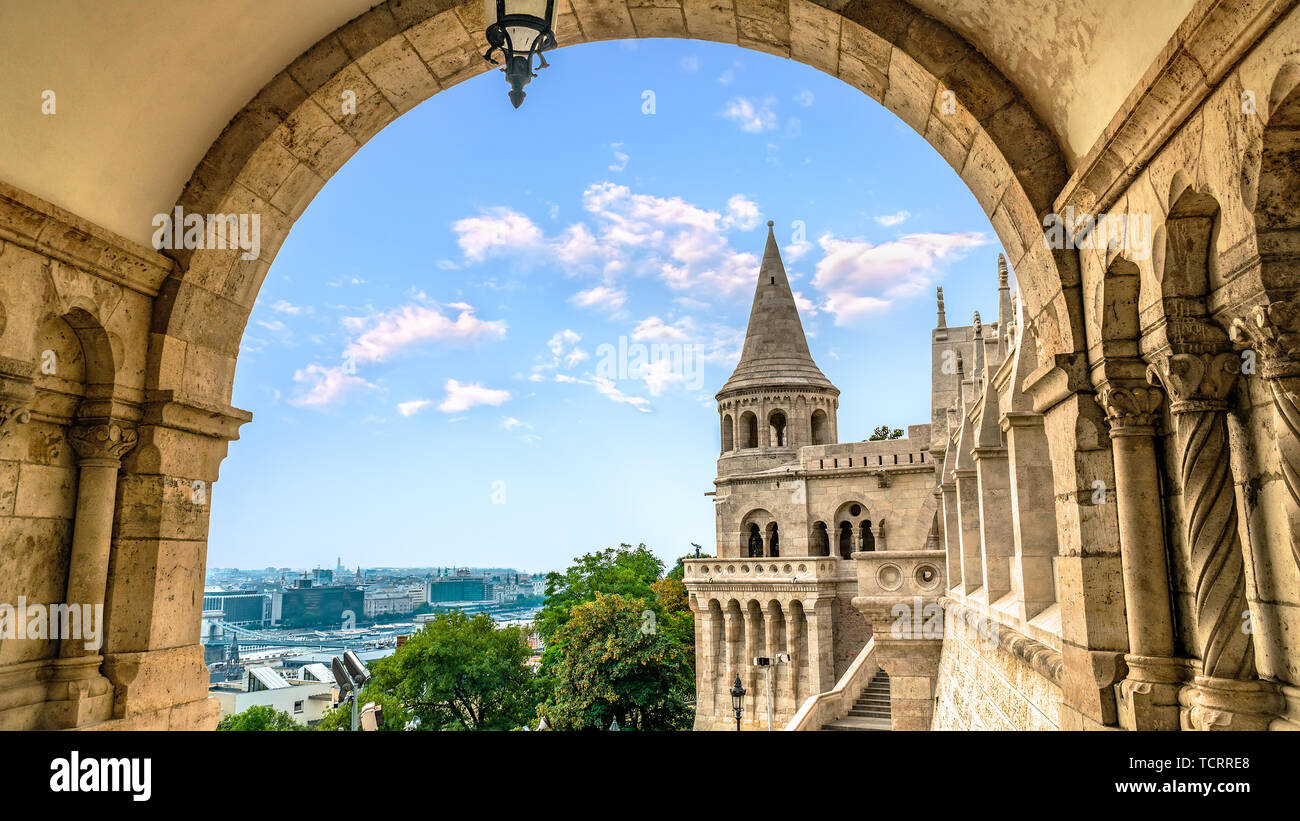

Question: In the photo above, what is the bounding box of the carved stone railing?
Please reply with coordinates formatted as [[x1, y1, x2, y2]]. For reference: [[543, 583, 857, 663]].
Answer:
[[851, 550, 947, 616], [785, 638, 878, 730], [682, 556, 845, 587]]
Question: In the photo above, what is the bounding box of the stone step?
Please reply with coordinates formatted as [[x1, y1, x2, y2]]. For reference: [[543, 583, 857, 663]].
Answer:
[[822, 715, 892, 731], [847, 709, 891, 719]]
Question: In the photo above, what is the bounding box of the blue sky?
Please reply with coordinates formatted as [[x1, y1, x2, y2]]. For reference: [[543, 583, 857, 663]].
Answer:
[[207, 37, 1005, 574]]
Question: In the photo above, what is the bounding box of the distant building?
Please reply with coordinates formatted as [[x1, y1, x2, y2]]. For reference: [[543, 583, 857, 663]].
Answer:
[[270, 576, 363, 628], [364, 589, 415, 617], [209, 666, 334, 726], [202, 590, 270, 627], [426, 575, 491, 605]]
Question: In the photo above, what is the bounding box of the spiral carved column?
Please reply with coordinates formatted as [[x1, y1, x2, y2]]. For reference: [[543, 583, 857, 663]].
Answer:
[[1230, 299, 1300, 571], [1148, 351, 1278, 729]]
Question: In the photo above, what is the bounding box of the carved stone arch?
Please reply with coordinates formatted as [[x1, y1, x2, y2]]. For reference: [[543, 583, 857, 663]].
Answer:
[[150, 0, 1075, 409]]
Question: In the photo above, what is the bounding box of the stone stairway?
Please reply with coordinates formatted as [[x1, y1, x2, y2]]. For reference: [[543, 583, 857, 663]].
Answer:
[[822, 669, 891, 731]]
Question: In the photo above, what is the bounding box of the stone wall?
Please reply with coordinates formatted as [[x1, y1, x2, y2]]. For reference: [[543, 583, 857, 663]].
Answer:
[[932, 602, 1061, 731]]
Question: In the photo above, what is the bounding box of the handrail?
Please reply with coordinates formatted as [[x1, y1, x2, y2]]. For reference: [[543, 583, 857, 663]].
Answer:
[[784, 637, 878, 730]]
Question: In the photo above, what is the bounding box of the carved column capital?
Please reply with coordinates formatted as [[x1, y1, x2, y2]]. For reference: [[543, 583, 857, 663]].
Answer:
[[1146, 352, 1240, 414], [1229, 297, 1300, 379], [1098, 382, 1165, 435], [69, 423, 138, 464]]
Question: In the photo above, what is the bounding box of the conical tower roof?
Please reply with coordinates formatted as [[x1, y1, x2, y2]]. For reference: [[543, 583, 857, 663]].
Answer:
[[719, 221, 836, 395]]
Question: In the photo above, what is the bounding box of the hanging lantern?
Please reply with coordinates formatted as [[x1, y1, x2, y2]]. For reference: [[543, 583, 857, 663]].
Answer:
[[482, 0, 558, 109]]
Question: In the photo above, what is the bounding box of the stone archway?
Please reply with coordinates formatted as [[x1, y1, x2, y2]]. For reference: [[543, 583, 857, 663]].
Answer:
[[149, 0, 1076, 412]]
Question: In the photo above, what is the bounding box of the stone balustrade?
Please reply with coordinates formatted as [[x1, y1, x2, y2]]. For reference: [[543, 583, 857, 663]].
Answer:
[[682, 556, 844, 585], [850, 550, 947, 612]]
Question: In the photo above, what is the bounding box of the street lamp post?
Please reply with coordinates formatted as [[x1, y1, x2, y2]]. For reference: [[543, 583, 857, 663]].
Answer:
[[753, 654, 790, 731], [482, 0, 558, 108], [730, 675, 745, 731]]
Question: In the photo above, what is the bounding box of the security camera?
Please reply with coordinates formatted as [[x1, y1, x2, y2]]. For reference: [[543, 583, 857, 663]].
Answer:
[[753, 656, 770, 666]]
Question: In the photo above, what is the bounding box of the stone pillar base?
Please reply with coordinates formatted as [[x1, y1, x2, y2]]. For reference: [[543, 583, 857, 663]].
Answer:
[[873, 638, 943, 731], [102, 644, 211, 721], [81, 695, 221, 731], [41, 656, 114, 729], [1117, 654, 1181, 731], [1179, 675, 1282, 731]]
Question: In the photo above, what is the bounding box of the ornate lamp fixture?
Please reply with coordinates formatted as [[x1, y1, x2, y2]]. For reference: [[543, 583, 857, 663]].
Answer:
[[482, 0, 558, 109], [730, 675, 746, 731]]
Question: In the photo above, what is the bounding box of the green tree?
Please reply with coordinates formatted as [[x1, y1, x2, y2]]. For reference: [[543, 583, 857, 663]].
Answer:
[[216, 704, 303, 731], [868, 425, 905, 441], [358, 611, 539, 730], [540, 593, 692, 730], [535, 544, 664, 644], [667, 551, 710, 582]]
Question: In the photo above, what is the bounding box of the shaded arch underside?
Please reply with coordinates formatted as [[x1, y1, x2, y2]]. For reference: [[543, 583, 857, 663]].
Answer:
[[155, 0, 1073, 406]]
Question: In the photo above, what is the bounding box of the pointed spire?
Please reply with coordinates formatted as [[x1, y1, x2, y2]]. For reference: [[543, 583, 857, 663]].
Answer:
[[719, 221, 836, 395], [997, 253, 1008, 288], [936, 286, 946, 328]]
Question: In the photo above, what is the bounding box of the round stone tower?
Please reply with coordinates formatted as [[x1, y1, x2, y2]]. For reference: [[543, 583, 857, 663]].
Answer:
[[716, 221, 839, 476]]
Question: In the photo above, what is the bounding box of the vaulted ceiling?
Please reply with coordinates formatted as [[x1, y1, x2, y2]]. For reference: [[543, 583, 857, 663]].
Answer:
[[0, 0, 1195, 246]]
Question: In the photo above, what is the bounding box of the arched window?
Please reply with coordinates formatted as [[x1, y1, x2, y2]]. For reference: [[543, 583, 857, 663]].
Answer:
[[838, 522, 853, 559], [766, 522, 780, 557], [860, 520, 876, 552], [812, 522, 829, 556], [769, 410, 787, 447], [811, 409, 829, 445], [739, 412, 758, 448], [747, 524, 763, 558], [721, 414, 734, 452]]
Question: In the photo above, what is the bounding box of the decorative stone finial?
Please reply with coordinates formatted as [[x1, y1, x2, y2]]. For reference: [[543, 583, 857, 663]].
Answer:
[[997, 254, 1008, 288], [973, 310, 982, 336], [936, 287, 946, 328]]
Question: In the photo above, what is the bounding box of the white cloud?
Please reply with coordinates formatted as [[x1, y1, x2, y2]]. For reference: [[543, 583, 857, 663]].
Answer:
[[397, 399, 433, 417], [342, 302, 506, 364], [721, 97, 778, 133], [875, 210, 911, 227], [271, 299, 308, 315], [722, 194, 761, 231], [794, 90, 815, 107], [717, 68, 734, 85], [256, 319, 287, 332], [811, 231, 989, 325], [452, 207, 544, 262], [287, 364, 375, 407], [554, 373, 652, 413], [609, 142, 628, 172], [570, 285, 627, 313], [437, 379, 511, 413], [502, 416, 532, 430], [632, 316, 692, 342], [680, 55, 699, 72]]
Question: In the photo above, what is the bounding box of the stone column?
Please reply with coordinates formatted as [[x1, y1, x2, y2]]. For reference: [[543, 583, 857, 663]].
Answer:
[[1231, 301, 1300, 570], [940, 483, 961, 588], [44, 422, 137, 729], [1148, 350, 1280, 730], [1023, 353, 1128, 730], [743, 603, 762, 722], [803, 597, 834, 694], [723, 605, 743, 726], [784, 603, 801, 712], [1002, 411, 1059, 620], [1097, 381, 1180, 730], [973, 445, 1014, 602], [952, 467, 984, 592], [99, 392, 249, 729], [692, 601, 715, 725]]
